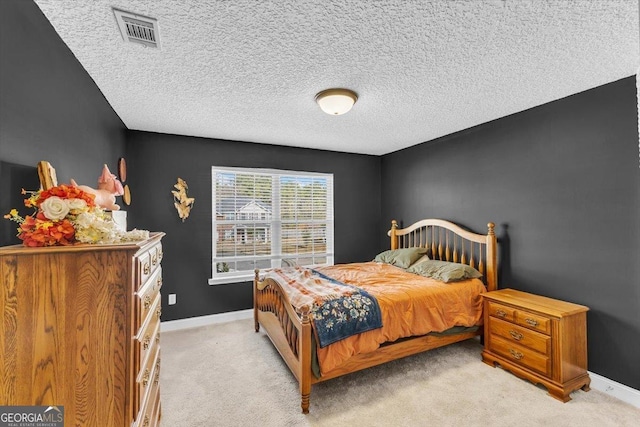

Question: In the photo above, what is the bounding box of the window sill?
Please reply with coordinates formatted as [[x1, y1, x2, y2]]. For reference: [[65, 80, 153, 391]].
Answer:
[[208, 274, 255, 286]]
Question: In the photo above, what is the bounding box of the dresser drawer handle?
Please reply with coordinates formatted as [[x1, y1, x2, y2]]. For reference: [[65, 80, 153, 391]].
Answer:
[[143, 262, 150, 275], [509, 348, 524, 360], [143, 415, 150, 427], [143, 335, 151, 350], [496, 309, 507, 318], [156, 276, 162, 290], [143, 368, 150, 387], [158, 250, 163, 262], [144, 295, 151, 310], [154, 359, 161, 386], [157, 307, 162, 319], [525, 318, 539, 327], [156, 334, 160, 344], [509, 330, 524, 341], [152, 253, 158, 266]]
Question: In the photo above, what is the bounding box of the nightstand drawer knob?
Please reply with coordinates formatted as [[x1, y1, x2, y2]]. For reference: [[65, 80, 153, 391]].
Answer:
[[509, 330, 524, 341], [509, 348, 524, 360], [496, 309, 507, 318], [525, 318, 539, 327]]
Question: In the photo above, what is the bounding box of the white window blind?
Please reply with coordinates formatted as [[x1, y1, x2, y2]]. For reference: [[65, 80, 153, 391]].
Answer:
[[210, 167, 334, 284]]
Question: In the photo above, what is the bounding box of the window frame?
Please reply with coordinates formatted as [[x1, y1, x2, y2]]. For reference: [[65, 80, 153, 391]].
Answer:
[[209, 166, 334, 285]]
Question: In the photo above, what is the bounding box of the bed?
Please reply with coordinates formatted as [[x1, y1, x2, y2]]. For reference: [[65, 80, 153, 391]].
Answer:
[[253, 218, 497, 413]]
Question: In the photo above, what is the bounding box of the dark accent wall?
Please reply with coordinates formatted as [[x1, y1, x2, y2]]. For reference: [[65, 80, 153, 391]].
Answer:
[[0, 0, 127, 230], [381, 76, 640, 390], [0, 162, 40, 246], [126, 131, 381, 321]]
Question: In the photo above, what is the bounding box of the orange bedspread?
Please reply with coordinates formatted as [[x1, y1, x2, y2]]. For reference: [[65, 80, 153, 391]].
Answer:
[[314, 262, 486, 375]]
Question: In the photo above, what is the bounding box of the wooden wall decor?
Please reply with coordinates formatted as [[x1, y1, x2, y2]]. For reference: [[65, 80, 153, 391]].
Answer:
[[37, 160, 58, 190], [172, 177, 195, 222], [117, 157, 131, 206]]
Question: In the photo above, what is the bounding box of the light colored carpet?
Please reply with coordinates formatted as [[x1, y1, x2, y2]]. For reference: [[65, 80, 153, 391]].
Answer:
[[160, 319, 639, 427]]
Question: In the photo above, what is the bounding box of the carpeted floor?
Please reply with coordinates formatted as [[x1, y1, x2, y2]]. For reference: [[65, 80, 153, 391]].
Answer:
[[160, 319, 639, 426]]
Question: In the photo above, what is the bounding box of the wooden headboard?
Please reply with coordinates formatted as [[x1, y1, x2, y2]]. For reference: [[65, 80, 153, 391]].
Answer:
[[389, 219, 497, 291]]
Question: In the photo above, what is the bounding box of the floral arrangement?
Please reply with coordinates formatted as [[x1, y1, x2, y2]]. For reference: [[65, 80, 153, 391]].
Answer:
[[4, 185, 148, 247]]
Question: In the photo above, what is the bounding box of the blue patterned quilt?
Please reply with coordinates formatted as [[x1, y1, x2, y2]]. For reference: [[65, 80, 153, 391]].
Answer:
[[264, 267, 383, 348]]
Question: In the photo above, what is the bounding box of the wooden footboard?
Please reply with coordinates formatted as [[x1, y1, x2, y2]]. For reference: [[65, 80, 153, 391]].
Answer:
[[254, 271, 313, 413]]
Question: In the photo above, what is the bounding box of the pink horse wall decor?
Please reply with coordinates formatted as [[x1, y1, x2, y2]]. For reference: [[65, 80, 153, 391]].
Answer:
[[70, 164, 125, 211]]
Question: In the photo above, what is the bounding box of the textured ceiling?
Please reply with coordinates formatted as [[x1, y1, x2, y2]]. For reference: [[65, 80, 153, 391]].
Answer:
[[34, 0, 639, 155]]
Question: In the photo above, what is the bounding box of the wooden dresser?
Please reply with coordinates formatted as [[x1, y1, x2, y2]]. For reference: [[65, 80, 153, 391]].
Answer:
[[481, 288, 590, 402], [0, 233, 164, 426]]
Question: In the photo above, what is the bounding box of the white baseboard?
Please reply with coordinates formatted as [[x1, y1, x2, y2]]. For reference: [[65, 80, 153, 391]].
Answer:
[[161, 310, 640, 409], [160, 309, 253, 332], [589, 371, 640, 409]]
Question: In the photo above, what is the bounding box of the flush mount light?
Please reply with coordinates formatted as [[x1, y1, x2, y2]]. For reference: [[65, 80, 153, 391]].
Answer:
[[315, 88, 358, 115]]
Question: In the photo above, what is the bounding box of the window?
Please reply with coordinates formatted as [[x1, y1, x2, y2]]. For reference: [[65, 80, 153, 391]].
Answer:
[[209, 167, 334, 284]]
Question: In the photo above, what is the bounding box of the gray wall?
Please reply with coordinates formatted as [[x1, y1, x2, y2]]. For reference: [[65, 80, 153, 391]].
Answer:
[[0, 0, 127, 245], [126, 131, 381, 321], [381, 76, 640, 390]]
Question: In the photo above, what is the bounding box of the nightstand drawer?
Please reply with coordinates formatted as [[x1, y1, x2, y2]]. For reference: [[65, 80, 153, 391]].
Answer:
[[489, 335, 551, 377], [488, 301, 516, 322], [515, 309, 550, 335], [489, 316, 550, 355]]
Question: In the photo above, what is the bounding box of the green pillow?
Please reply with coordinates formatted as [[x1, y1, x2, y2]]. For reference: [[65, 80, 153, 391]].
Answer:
[[374, 247, 428, 268], [407, 259, 482, 283]]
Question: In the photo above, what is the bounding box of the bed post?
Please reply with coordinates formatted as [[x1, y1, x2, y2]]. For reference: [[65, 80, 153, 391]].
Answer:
[[299, 305, 312, 414], [390, 220, 399, 250], [486, 223, 497, 292], [253, 269, 260, 332]]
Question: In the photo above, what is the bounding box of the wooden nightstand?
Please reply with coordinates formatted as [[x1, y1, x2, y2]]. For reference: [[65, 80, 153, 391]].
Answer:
[[481, 288, 590, 402]]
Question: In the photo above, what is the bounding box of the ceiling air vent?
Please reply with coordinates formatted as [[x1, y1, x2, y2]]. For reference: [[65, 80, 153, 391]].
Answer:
[[113, 8, 160, 48]]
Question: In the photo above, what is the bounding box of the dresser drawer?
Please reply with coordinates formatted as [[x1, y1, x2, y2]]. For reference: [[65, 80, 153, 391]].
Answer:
[[135, 296, 162, 378], [136, 388, 161, 427], [134, 294, 161, 417], [515, 309, 550, 335], [489, 316, 550, 355], [487, 301, 516, 322], [135, 338, 160, 422], [135, 350, 161, 427], [136, 267, 162, 327], [489, 335, 551, 377], [136, 242, 163, 290]]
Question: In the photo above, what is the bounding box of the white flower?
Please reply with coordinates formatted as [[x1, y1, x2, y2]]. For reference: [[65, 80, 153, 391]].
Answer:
[[73, 210, 149, 244], [66, 198, 87, 211], [40, 196, 70, 221], [74, 212, 95, 228]]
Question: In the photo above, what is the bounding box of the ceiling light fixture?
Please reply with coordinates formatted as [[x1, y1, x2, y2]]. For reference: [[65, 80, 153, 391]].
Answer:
[[315, 88, 358, 115]]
